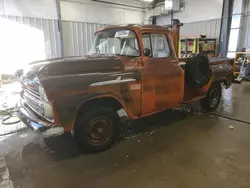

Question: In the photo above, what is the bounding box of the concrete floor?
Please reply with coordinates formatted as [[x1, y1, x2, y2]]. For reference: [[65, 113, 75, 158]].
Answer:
[[1, 82, 250, 188]]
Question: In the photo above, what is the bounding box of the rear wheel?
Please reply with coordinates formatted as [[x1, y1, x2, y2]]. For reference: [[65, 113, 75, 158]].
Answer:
[[200, 82, 222, 111], [74, 107, 120, 152]]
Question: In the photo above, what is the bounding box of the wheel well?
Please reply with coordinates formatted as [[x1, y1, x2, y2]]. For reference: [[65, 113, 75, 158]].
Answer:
[[214, 79, 230, 89], [222, 78, 232, 89], [76, 97, 124, 117], [211, 81, 222, 89]]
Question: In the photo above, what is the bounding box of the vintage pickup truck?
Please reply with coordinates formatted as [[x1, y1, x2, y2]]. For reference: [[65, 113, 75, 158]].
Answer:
[[16, 20, 233, 151]]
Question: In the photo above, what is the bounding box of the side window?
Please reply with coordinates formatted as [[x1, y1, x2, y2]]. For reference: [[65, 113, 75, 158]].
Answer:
[[142, 34, 151, 56], [151, 34, 170, 58]]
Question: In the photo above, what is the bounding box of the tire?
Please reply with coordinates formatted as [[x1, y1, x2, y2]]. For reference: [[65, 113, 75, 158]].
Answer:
[[74, 107, 120, 152], [200, 82, 222, 111], [185, 54, 212, 87]]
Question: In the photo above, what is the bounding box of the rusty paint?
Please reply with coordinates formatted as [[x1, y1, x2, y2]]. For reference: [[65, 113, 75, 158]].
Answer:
[[16, 23, 233, 133]]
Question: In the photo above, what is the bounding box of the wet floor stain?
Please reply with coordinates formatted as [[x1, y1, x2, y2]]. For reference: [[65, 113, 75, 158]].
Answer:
[[1, 82, 250, 188], [217, 82, 250, 122]]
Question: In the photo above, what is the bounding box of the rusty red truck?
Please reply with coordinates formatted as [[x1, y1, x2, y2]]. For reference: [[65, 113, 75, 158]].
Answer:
[[16, 20, 233, 151]]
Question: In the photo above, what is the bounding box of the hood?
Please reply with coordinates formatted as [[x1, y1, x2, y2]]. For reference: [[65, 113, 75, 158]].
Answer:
[[16, 56, 122, 87]]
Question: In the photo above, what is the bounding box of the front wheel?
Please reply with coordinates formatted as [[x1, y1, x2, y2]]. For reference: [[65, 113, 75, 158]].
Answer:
[[200, 82, 222, 111], [74, 107, 120, 152]]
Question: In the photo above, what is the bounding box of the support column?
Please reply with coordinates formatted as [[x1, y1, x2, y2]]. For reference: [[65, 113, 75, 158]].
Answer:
[[56, 0, 64, 57], [152, 16, 157, 24], [219, 0, 234, 57]]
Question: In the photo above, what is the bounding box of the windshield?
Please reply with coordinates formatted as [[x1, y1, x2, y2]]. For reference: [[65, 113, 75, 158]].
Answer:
[[89, 29, 140, 57]]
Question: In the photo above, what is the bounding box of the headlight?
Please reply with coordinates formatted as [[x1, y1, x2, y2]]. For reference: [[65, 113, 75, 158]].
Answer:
[[39, 85, 48, 102], [38, 86, 53, 119]]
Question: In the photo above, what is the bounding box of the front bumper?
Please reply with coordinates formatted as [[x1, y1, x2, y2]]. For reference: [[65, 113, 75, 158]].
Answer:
[[17, 98, 64, 137]]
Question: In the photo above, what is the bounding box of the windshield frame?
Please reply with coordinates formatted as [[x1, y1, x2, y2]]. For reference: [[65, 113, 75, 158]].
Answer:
[[91, 28, 141, 57]]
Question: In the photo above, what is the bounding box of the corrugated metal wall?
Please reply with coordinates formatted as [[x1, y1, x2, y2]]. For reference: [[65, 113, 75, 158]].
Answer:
[[180, 19, 221, 39], [243, 14, 250, 49], [0, 15, 110, 58], [0, 15, 60, 58], [0, 15, 224, 57], [0, 0, 3, 15], [62, 21, 109, 56], [63, 19, 220, 57]]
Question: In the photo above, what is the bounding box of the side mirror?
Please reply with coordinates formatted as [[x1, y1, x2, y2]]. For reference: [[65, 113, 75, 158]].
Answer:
[[144, 48, 151, 57]]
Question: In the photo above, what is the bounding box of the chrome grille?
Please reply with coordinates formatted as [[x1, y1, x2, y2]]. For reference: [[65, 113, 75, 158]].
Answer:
[[26, 88, 40, 100], [22, 88, 43, 116]]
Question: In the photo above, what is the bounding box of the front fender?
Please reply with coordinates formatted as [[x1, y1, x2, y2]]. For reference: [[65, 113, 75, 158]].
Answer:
[[40, 71, 142, 131], [51, 93, 122, 132]]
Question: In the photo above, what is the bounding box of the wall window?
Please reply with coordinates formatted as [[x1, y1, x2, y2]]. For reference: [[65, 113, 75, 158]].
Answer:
[[231, 15, 241, 28], [228, 29, 240, 52], [227, 0, 244, 58], [142, 33, 170, 58]]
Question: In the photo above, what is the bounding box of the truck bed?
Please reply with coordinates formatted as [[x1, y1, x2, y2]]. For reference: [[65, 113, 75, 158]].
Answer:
[[179, 57, 233, 88], [179, 57, 233, 64], [209, 57, 234, 65], [209, 57, 231, 61]]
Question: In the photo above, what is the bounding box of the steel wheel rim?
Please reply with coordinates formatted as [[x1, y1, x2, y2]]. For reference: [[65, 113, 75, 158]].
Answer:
[[87, 117, 113, 145], [209, 88, 220, 107]]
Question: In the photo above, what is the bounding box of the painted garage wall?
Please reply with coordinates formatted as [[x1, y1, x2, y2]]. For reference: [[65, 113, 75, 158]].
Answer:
[[156, 0, 223, 25], [0, 0, 146, 58], [0, 0, 60, 63], [0, 15, 60, 59], [60, 0, 145, 56], [60, 0, 144, 24], [0, 0, 3, 15], [155, 0, 223, 40], [62, 21, 109, 56], [180, 19, 221, 39], [156, 17, 221, 39], [0, 0, 57, 19], [173, 0, 223, 23]]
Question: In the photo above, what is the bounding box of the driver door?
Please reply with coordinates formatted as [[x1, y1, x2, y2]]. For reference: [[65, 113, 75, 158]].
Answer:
[[141, 32, 184, 115]]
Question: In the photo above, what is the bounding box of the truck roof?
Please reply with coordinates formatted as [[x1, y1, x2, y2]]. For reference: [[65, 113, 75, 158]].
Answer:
[[97, 24, 170, 34]]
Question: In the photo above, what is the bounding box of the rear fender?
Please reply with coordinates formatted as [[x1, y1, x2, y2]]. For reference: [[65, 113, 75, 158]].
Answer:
[[210, 63, 233, 89]]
